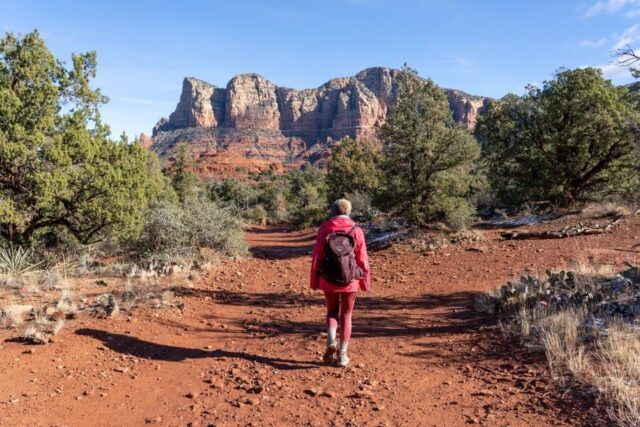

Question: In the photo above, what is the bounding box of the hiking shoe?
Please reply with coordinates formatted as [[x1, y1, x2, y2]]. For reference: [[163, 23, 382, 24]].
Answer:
[[323, 341, 337, 365], [336, 352, 350, 368]]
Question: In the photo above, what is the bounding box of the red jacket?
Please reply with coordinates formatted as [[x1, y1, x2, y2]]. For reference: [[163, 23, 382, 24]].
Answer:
[[310, 215, 370, 293]]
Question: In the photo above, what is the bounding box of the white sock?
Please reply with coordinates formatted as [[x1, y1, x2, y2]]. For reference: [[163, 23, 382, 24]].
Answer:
[[327, 328, 337, 345], [339, 341, 349, 355]]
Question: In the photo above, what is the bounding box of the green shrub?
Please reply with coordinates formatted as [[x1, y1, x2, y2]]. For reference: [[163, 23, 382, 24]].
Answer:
[[326, 138, 382, 201], [132, 202, 188, 256], [284, 167, 329, 227], [254, 171, 289, 223], [242, 205, 269, 225], [442, 200, 476, 232], [133, 200, 247, 258], [344, 191, 377, 222], [183, 199, 248, 257], [209, 177, 259, 211]]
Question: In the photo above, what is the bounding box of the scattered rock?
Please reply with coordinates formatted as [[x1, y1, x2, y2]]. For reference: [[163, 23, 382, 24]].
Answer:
[[354, 389, 373, 399], [1, 304, 34, 327], [249, 385, 264, 394], [94, 294, 119, 317], [304, 388, 320, 397], [472, 389, 494, 397]]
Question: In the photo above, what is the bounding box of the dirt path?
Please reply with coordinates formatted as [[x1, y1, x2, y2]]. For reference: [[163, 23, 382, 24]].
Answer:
[[1, 218, 639, 426]]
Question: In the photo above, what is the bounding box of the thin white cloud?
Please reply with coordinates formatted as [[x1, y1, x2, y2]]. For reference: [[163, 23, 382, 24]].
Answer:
[[578, 23, 639, 81], [580, 62, 632, 79], [612, 24, 640, 49], [585, 0, 640, 17], [625, 8, 640, 16], [599, 62, 632, 78], [579, 37, 608, 47]]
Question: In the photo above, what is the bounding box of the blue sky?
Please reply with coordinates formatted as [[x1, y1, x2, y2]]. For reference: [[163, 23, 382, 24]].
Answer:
[[1, 0, 639, 138]]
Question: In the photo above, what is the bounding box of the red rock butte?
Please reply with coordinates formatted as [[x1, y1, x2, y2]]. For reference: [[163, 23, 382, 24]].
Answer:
[[143, 67, 489, 178]]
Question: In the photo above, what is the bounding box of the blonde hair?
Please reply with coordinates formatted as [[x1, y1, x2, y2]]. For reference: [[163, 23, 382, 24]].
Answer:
[[331, 199, 352, 217]]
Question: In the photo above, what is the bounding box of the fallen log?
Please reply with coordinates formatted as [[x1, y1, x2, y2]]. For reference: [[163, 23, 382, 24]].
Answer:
[[366, 231, 407, 250], [500, 223, 613, 240]]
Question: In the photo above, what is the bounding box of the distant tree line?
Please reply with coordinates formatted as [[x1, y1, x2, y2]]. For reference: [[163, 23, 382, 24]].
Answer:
[[1, 29, 639, 255], [206, 63, 640, 230]]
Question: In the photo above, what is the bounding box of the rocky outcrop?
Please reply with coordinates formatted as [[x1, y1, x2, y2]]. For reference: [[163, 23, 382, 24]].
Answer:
[[447, 90, 490, 129], [225, 74, 280, 130], [139, 133, 153, 149], [168, 77, 226, 128], [150, 67, 489, 178]]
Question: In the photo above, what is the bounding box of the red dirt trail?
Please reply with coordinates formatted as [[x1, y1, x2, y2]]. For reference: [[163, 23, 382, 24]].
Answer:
[[1, 217, 639, 426]]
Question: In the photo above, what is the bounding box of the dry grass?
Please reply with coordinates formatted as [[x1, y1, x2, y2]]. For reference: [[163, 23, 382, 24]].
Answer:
[[537, 308, 588, 379], [481, 264, 640, 426], [582, 202, 632, 219], [593, 324, 640, 426], [507, 307, 640, 425]]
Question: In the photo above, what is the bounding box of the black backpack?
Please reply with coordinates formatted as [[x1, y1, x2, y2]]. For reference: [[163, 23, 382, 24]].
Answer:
[[318, 225, 364, 286]]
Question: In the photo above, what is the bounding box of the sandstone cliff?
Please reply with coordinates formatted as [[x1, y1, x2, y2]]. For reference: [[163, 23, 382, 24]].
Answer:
[[150, 67, 488, 178]]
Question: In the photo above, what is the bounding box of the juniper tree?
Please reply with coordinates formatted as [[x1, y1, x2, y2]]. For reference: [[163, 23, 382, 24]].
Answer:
[[378, 66, 480, 228], [167, 143, 200, 203], [0, 30, 156, 244], [326, 137, 382, 200], [476, 67, 640, 208]]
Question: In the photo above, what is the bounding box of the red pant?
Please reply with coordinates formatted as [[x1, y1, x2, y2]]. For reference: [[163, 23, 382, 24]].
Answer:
[[323, 291, 357, 343]]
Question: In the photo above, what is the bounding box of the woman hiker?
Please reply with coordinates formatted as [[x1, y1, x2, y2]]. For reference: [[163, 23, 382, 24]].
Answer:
[[310, 199, 370, 367]]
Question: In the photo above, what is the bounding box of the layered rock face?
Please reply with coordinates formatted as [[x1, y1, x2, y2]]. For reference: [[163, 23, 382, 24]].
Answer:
[[149, 67, 488, 178]]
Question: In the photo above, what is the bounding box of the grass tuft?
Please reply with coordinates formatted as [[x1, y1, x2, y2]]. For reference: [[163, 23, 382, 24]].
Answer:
[[479, 265, 640, 425]]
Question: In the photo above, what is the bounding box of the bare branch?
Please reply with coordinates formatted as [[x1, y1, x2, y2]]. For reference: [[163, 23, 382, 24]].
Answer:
[[614, 44, 640, 78]]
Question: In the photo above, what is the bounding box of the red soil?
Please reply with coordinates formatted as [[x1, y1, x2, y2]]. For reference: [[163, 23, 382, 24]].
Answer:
[[1, 216, 639, 426]]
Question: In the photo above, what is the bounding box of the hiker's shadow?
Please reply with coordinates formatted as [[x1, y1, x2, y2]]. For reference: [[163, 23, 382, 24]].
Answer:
[[76, 328, 321, 370]]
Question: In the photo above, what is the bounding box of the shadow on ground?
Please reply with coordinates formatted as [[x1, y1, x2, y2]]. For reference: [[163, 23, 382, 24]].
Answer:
[[177, 287, 501, 360], [250, 245, 313, 260], [75, 328, 321, 370]]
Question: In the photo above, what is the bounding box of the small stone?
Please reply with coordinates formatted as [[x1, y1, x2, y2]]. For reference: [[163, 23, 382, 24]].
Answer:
[[473, 389, 494, 397], [114, 366, 129, 373], [320, 390, 335, 398], [186, 391, 198, 399], [304, 388, 320, 397], [250, 385, 264, 394], [245, 397, 259, 405], [354, 389, 373, 399]]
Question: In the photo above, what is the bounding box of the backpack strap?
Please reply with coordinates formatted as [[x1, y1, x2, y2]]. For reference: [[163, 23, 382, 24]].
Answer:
[[347, 224, 358, 236]]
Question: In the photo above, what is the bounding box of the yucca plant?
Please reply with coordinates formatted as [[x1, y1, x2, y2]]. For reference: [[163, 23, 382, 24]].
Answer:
[[0, 245, 41, 276]]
